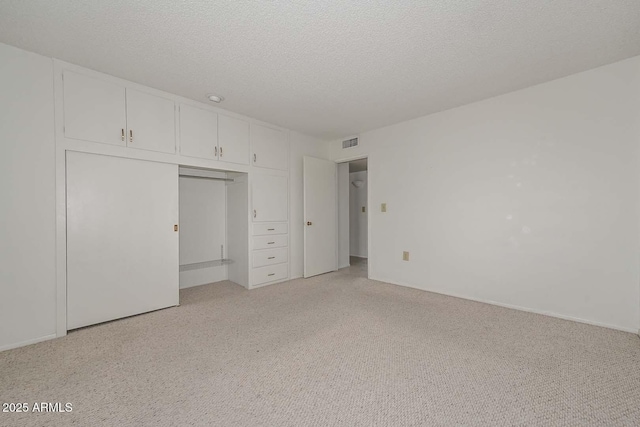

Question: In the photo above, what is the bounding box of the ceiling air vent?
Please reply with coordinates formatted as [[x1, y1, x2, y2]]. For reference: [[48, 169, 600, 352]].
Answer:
[[342, 137, 359, 149]]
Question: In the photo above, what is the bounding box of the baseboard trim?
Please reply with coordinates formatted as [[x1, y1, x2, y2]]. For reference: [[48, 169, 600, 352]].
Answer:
[[370, 275, 638, 334], [0, 333, 57, 352], [249, 277, 290, 290]]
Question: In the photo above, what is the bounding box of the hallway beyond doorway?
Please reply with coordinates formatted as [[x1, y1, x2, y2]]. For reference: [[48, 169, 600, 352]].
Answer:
[[340, 256, 368, 278]]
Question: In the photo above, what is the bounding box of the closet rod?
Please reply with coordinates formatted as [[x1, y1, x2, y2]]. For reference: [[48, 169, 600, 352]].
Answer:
[[179, 174, 234, 182]]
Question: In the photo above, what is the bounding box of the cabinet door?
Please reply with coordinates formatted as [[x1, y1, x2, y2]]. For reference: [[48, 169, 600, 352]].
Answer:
[[179, 104, 218, 159], [66, 152, 179, 329], [252, 174, 288, 222], [251, 124, 288, 170], [126, 88, 176, 154], [218, 114, 249, 165], [63, 70, 126, 146]]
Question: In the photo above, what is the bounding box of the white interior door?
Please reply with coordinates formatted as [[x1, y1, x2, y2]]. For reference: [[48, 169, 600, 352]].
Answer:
[[304, 156, 337, 278], [66, 152, 179, 329]]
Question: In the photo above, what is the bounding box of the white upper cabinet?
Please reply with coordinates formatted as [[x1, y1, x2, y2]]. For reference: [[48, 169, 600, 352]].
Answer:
[[251, 124, 289, 170], [218, 114, 250, 165], [179, 104, 218, 159], [126, 89, 176, 154], [252, 174, 288, 222], [61, 65, 290, 168], [62, 70, 176, 154], [63, 70, 126, 146]]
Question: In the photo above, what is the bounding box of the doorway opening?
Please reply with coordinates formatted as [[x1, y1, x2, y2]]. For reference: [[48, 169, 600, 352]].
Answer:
[[337, 158, 368, 278]]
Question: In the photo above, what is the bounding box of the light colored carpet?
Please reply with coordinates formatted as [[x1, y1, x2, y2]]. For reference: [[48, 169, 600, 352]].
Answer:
[[1, 264, 639, 426]]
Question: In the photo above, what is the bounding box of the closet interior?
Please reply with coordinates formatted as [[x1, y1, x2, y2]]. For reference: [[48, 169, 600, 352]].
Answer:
[[178, 166, 248, 290]]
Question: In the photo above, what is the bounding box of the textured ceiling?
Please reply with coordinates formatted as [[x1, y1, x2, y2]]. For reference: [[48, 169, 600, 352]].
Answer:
[[1, 1, 639, 139]]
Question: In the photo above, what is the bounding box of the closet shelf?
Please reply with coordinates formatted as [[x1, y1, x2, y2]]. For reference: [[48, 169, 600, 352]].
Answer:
[[179, 259, 234, 272]]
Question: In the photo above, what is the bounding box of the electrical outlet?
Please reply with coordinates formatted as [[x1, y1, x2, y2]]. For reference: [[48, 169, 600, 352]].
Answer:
[[381, 203, 387, 212], [403, 251, 410, 261], [362, 206, 366, 213]]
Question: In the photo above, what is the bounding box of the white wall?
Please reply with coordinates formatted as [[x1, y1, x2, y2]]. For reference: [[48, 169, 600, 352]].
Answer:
[[349, 171, 368, 258], [290, 131, 331, 279], [0, 44, 57, 350], [337, 163, 350, 268], [330, 56, 640, 332]]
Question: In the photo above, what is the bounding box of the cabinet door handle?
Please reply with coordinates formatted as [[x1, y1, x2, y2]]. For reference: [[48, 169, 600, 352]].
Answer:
[[267, 256, 276, 260], [215, 146, 218, 157], [129, 129, 133, 143], [121, 129, 125, 141], [253, 153, 257, 163], [220, 147, 223, 157], [253, 210, 257, 218], [267, 273, 275, 277]]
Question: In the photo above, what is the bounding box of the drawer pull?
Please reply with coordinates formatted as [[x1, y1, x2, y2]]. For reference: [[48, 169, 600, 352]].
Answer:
[[267, 228, 275, 231], [268, 273, 275, 277], [267, 256, 276, 259], [267, 242, 275, 245]]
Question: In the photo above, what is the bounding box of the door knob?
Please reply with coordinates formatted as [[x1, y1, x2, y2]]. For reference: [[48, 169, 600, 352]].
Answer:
[[307, 221, 312, 226]]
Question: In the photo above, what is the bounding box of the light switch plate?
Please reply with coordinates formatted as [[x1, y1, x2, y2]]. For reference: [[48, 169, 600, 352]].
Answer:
[[403, 251, 410, 261], [362, 206, 366, 213], [381, 203, 387, 212]]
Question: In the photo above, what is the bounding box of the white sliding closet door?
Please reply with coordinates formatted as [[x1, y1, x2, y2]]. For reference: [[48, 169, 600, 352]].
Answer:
[[66, 152, 179, 329]]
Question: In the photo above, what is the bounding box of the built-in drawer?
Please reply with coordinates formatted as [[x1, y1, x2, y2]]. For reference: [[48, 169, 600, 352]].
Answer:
[[252, 247, 288, 268], [253, 222, 287, 236], [253, 235, 288, 250], [252, 263, 288, 286]]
